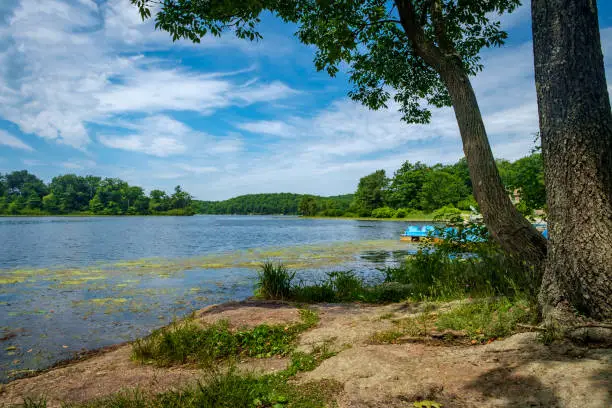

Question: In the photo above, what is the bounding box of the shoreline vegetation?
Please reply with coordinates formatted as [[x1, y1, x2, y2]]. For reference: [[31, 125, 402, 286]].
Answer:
[[194, 153, 545, 220], [1, 153, 544, 219], [0, 171, 195, 217]]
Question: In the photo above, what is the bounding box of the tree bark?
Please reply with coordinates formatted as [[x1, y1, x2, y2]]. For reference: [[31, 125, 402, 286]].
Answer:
[[440, 63, 549, 271], [532, 0, 612, 320]]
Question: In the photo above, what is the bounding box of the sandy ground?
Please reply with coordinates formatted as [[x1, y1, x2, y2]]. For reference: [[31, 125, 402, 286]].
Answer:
[[0, 300, 610, 408]]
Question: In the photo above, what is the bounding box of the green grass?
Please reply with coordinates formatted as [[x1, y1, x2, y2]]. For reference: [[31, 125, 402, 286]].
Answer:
[[435, 297, 536, 341], [63, 373, 341, 408], [258, 267, 414, 304], [381, 246, 538, 301], [57, 341, 341, 408], [19, 398, 47, 408], [257, 261, 296, 300], [370, 297, 536, 344], [132, 309, 319, 366], [369, 329, 405, 344]]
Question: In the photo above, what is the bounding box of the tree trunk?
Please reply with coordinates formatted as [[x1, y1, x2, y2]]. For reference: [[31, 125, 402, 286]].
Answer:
[[532, 0, 612, 321], [394, 1, 548, 273], [441, 63, 548, 271]]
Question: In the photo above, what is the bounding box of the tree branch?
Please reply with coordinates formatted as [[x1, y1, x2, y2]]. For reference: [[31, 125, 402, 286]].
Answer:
[[394, 0, 444, 70], [430, 0, 451, 51], [351, 18, 402, 39]]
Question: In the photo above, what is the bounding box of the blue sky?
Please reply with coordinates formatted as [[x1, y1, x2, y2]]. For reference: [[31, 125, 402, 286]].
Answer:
[[0, 1, 611, 200]]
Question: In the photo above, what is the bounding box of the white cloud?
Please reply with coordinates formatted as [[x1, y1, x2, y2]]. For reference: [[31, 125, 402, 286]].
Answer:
[[61, 159, 97, 170], [0, 129, 34, 151], [0, 0, 297, 149], [236, 120, 298, 137], [175, 164, 219, 174], [22, 159, 44, 166], [97, 114, 244, 159], [99, 134, 187, 157]]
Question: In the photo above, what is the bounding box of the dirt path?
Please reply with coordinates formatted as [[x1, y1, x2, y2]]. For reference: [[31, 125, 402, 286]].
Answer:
[[1, 300, 610, 408]]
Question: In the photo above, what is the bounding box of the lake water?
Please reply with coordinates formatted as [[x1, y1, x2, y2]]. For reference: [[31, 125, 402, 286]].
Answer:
[[0, 215, 422, 382]]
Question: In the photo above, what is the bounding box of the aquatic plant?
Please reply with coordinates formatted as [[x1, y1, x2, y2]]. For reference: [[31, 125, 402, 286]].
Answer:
[[256, 261, 295, 300]]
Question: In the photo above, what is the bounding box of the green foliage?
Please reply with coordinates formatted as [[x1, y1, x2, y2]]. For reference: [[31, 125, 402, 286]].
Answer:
[[435, 298, 536, 341], [393, 208, 408, 218], [371, 206, 395, 218], [132, 309, 318, 366], [20, 397, 47, 408], [456, 195, 478, 211], [386, 162, 429, 209], [353, 170, 388, 214], [382, 220, 541, 301], [297, 196, 318, 216], [284, 270, 412, 304], [257, 262, 296, 300], [508, 154, 546, 211], [70, 370, 341, 408], [370, 296, 534, 345], [431, 205, 462, 222], [419, 171, 470, 212], [188, 153, 543, 219], [286, 342, 338, 376], [0, 170, 195, 216], [195, 193, 353, 216]]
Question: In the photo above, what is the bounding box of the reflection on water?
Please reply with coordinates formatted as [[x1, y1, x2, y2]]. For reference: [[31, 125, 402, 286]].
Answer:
[[0, 216, 423, 382]]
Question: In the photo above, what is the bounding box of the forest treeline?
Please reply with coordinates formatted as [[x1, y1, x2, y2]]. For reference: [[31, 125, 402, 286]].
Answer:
[[195, 152, 544, 218], [194, 193, 354, 216], [0, 171, 195, 216]]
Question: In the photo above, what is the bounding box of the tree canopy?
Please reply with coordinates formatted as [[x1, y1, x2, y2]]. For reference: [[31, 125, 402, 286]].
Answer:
[[0, 171, 195, 216]]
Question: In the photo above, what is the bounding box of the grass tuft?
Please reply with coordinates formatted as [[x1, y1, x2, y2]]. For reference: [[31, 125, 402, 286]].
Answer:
[[20, 398, 47, 408], [257, 261, 295, 300], [370, 297, 537, 345], [132, 309, 318, 366], [71, 340, 340, 408], [435, 298, 536, 341]]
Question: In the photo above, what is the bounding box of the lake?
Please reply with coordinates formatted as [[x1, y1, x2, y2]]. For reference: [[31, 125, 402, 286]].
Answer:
[[0, 215, 422, 382]]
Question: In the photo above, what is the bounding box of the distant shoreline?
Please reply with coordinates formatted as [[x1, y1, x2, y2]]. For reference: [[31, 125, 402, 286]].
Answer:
[[300, 215, 434, 222], [0, 213, 435, 221], [0, 213, 195, 217]]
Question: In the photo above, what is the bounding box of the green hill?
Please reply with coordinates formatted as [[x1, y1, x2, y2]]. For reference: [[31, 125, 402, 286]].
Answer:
[[194, 193, 354, 215]]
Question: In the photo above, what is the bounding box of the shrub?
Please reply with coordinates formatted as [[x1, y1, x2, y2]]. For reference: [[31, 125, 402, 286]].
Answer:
[[371, 206, 396, 218], [382, 228, 539, 301], [394, 208, 408, 218], [291, 284, 337, 303], [431, 205, 462, 222], [456, 195, 478, 211], [290, 271, 412, 304], [257, 261, 296, 300], [326, 271, 363, 301]]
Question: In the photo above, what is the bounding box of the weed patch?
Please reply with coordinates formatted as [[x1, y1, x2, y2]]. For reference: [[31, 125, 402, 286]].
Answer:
[[132, 309, 319, 366], [64, 340, 341, 408], [435, 298, 536, 342], [370, 297, 536, 344]]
